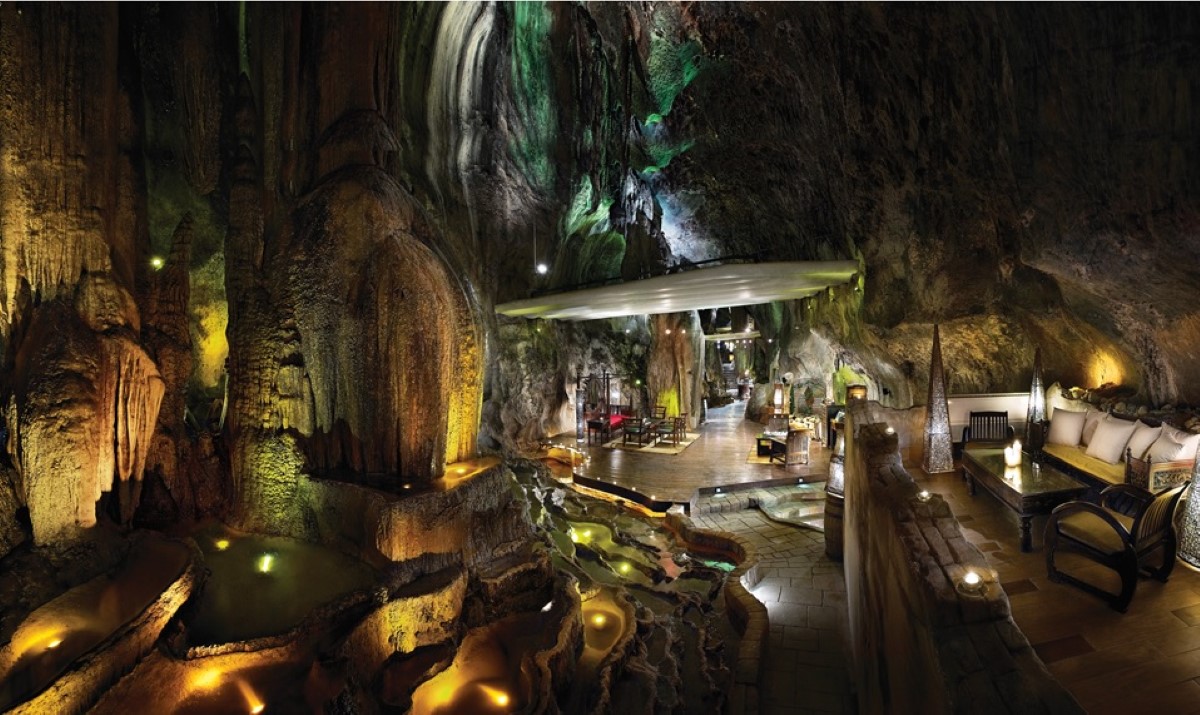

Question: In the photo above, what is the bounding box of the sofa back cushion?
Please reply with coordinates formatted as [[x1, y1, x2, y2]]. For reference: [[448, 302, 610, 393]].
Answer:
[[1126, 421, 1162, 462], [1085, 417, 1138, 464], [1081, 409, 1106, 446], [1047, 408, 1087, 446]]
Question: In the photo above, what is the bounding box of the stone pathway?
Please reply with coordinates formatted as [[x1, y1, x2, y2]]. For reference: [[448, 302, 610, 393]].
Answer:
[[693, 505, 856, 714]]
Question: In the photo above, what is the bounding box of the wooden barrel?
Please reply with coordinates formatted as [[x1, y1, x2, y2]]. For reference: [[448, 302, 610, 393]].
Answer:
[[824, 491, 845, 561]]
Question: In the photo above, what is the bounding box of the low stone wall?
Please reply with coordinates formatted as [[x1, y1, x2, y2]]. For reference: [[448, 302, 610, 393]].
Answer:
[[302, 461, 527, 569], [842, 403, 1082, 714], [12, 535, 200, 715]]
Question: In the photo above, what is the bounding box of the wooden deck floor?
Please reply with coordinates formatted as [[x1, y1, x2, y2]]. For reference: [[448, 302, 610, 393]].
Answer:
[[565, 400, 831, 503]]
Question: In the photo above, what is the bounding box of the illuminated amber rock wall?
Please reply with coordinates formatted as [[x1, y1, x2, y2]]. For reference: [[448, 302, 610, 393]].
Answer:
[[283, 169, 479, 479], [7, 293, 165, 544], [0, 4, 171, 545]]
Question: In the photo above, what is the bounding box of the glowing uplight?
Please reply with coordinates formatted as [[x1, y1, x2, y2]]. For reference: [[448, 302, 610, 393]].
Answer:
[[46, 638, 62, 650], [236, 679, 264, 714], [963, 570, 982, 586], [591, 613, 607, 628], [917, 490, 931, 502], [479, 684, 510, 709], [257, 553, 274, 573], [456, 467, 467, 475], [535, 263, 548, 275], [150, 256, 165, 270], [618, 562, 631, 574], [541, 600, 553, 613], [403, 483, 412, 490], [215, 539, 230, 551], [666, 329, 672, 335]]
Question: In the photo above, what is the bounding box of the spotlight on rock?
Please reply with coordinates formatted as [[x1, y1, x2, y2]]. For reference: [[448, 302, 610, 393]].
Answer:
[[150, 256, 165, 270], [535, 263, 548, 275]]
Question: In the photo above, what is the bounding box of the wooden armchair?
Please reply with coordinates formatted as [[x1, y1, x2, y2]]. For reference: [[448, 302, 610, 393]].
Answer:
[[654, 416, 684, 446], [622, 417, 651, 446], [961, 411, 1014, 448], [1045, 482, 1190, 612], [650, 405, 667, 420]]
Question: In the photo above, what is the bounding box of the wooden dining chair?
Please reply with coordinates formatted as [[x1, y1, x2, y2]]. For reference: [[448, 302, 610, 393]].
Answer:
[[623, 417, 649, 446]]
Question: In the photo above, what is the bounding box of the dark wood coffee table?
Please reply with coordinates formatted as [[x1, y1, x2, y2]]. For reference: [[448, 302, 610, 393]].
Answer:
[[961, 448, 1088, 552]]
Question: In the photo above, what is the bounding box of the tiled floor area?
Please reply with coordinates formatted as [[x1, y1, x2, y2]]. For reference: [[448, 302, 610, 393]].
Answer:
[[920, 465, 1200, 714], [694, 507, 855, 714]]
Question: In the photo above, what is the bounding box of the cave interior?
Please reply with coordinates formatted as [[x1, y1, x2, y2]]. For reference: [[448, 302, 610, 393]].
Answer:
[[1, 2, 1199, 714]]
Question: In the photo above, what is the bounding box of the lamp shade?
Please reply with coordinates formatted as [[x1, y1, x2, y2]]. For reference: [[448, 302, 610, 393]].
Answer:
[[847, 384, 867, 402]]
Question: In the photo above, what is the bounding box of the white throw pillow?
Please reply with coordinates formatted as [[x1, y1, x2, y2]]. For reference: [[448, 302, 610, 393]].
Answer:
[[1047, 409, 1086, 446], [1147, 433, 1190, 463], [1080, 409, 1106, 446], [1125, 421, 1162, 462], [1158, 425, 1200, 462], [1086, 418, 1138, 464]]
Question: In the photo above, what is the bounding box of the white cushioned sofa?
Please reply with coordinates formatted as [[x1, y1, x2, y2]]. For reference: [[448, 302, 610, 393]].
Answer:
[[1038, 407, 1197, 493]]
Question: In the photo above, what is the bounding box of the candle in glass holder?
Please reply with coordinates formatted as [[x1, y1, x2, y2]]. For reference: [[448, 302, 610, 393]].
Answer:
[[1004, 439, 1022, 467]]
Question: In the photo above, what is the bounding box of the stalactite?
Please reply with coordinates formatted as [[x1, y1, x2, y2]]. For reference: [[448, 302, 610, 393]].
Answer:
[[0, 3, 128, 338]]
